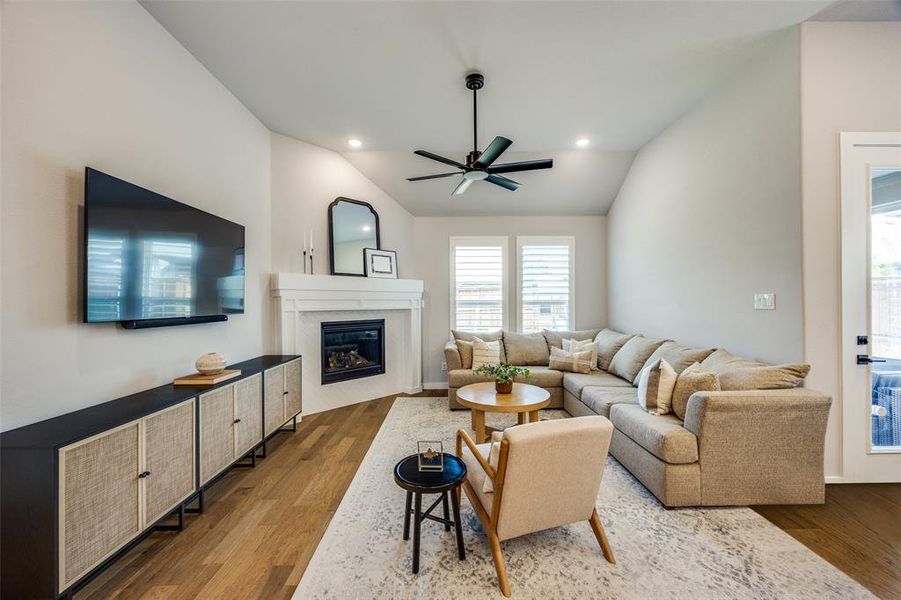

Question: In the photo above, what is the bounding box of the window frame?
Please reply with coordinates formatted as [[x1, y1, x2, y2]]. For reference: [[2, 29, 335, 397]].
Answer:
[[449, 236, 510, 332], [516, 235, 575, 333]]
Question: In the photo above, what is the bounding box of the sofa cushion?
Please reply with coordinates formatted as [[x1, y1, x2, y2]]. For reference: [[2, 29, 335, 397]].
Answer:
[[543, 328, 602, 350], [608, 336, 667, 384], [640, 341, 715, 375], [456, 340, 474, 369], [609, 404, 698, 464], [580, 387, 639, 417], [718, 363, 810, 391], [671, 362, 720, 420], [504, 332, 550, 366], [460, 441, 494, 512], [450, 366, 563, 389], [563, 372, 632, 397], [594, 329, 635, 370], [453, 329, 507, 363], [637, 358, 677, 415], [548, 347, 593, 374], [700, 348, 765, 374]]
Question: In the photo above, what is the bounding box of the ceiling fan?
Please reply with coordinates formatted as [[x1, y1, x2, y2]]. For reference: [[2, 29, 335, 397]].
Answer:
[[407, 72, 553, 195]]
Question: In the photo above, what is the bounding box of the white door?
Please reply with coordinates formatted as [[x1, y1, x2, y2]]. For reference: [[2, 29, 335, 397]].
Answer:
[[840, 132, 901, 483]]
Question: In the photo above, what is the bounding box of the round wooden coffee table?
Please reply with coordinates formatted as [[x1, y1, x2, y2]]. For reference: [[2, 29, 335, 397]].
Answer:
[[455, 382, 551, 443]]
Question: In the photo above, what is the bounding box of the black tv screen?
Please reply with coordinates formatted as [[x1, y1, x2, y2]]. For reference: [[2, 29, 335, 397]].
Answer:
[[83, 168, 245, 324]]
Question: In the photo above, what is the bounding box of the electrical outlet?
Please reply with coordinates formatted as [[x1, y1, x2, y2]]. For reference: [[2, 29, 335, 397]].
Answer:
[[441, 361, 447, 372], [754, 293, 776, 310]]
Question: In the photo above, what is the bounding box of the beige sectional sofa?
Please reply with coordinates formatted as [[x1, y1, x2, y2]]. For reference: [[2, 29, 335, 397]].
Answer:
[[444, 329, 832, 507]]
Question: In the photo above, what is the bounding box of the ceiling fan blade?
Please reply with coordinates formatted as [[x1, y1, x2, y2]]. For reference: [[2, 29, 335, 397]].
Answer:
[[407, 172, 461, 181], [452, 178, 474, 195], [414, 150, 467, 170], [487, 158, 554, 174], [485, 174, 520, 191], [474, 136, 513, 169]]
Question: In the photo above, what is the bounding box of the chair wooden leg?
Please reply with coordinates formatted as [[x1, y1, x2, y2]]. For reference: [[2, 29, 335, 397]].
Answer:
[[589, 508, 616, 565], [488, 531, 511, 597]]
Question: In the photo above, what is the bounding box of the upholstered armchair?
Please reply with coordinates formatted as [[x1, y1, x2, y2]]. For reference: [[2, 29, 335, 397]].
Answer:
[[455, 416, 616, 597]]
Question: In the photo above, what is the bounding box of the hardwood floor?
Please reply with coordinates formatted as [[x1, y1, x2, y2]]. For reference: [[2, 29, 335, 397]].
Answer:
[[753, 484, 901, 599], [77, 392, 900, 599]]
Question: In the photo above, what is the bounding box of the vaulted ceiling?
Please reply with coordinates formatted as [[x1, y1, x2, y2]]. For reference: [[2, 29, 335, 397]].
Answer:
[[142, 0, 834, 216]]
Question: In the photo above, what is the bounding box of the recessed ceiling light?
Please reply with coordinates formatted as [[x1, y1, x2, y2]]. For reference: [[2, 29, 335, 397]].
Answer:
[[348, 139, 362, 148], [575, 138, 590, 148], [361, 224, 371, 232]]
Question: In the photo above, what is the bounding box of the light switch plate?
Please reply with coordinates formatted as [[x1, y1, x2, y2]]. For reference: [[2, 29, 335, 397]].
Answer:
[[754, 293, 776, 310]]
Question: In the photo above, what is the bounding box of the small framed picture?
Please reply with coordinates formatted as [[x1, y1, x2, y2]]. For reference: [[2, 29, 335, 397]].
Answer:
[[364, 248, 398, 279], [417, 441, 444, 472]]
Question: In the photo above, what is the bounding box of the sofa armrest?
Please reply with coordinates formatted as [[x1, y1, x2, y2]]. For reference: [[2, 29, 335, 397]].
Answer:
[[444, 340, 462, 372], [683, 388, 832, 505]]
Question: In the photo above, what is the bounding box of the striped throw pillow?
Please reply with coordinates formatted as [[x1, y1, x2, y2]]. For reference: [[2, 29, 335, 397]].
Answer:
[[563, 338, 600, 371], [472, 337, 501, 369], [548, 346, 593, 374]]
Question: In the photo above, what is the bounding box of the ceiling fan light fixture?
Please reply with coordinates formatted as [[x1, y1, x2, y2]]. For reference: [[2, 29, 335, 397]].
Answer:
[[463, 170, 489, 181]]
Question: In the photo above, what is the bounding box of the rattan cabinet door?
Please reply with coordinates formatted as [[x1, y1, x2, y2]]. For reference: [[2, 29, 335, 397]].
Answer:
[[264, 364, 286, 436], [233, 374, 262, 458], [59, 422, 141, 593], [199, 386, 235, 485], [143, 399, 196, 525], [285, 359, 302, 419]]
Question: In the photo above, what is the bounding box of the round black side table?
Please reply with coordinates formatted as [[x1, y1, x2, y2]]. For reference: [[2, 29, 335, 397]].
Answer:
[[393, 453, 467, 574]]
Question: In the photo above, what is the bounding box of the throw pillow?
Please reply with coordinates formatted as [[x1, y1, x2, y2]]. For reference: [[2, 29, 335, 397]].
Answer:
[[639, 341, 715, 375], [718, 363, 810, 391], [482, 431, 504, 493], [563, 338, 600, 371], [503, 331, 550, 366], [471, 337, 501, 369], [456, 340, 474, 369], [636, 358, 678, 415], [671, 362, 720, 420], [543, 328, 602, 350], [548, 346, 594, 374], [594, 329, 635, 370], [607, 335, 667, 384], [452, 329, 507, 363], [700, 348, 766, 374]]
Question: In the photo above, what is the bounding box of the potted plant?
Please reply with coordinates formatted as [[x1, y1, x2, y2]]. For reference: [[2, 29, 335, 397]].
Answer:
[[474, 363, 531, 394]]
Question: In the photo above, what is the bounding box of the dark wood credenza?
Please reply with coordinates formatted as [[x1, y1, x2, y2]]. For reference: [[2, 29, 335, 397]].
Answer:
[[1, 355, 301, 600]]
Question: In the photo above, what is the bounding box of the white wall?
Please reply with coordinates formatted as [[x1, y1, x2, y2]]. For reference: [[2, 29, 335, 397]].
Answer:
[[270, 132, 415, 277], [799, 22, 901, 479], [1, 1, 271, 431], [606, 29, 803, 365], [413, 216, 607, 385]]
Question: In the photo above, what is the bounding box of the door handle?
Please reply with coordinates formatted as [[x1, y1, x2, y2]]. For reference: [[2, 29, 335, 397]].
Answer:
[[137, 471, 151, 479], [857, 354, 886, 365], [234, 418, 242, 424]]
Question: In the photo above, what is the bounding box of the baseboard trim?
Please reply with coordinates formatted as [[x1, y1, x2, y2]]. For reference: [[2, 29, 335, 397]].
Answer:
[[825, 475, 844, 484], [422, 382, 449, 390]]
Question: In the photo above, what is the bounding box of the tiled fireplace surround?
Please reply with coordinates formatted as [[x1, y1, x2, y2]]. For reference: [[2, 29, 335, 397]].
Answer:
[[272, 273, 425, 415]]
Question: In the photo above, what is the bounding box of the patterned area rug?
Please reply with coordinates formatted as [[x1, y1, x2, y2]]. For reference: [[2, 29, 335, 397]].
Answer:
[[294, 398, 872, 599]]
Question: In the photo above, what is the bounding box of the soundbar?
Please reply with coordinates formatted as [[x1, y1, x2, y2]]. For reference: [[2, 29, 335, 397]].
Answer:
[[119, 314, 228, 329]]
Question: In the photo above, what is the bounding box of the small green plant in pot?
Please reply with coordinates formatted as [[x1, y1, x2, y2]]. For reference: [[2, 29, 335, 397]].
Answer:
[[474, 363, 531, 394]]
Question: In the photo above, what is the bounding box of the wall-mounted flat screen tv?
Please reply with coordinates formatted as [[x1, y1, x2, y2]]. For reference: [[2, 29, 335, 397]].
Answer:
[[83, 168, 245, 327]]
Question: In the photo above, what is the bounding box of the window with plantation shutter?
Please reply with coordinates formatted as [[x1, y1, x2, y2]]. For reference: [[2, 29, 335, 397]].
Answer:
[[517, 236, 574, 333], [450, 237, 508, 332]]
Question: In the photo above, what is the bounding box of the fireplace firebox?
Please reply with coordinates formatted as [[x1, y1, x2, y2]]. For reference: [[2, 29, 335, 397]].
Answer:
[[321, 319, 386, 384]]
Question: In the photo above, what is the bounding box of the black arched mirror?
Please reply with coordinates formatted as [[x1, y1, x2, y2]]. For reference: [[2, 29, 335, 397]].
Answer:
[[328, 197, 380, 276]]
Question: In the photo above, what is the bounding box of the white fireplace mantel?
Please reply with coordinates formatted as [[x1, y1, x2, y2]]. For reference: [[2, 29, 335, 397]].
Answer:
[[271, 273, 425, 412]]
